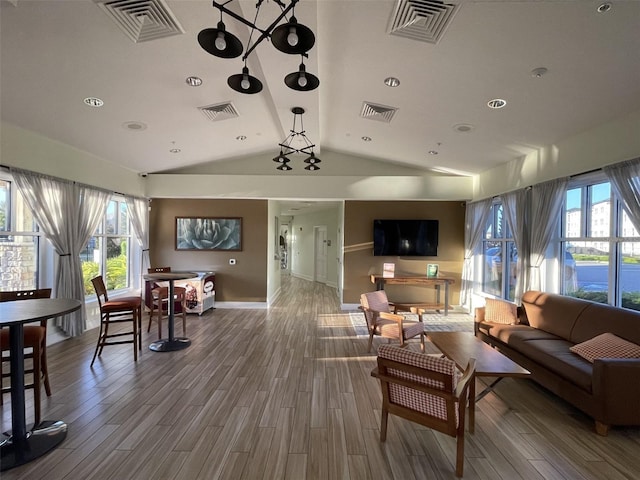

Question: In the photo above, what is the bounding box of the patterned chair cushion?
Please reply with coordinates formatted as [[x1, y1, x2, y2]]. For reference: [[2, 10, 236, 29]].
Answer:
[[570, 332, 640, 363], [485, 298, 518, 325], [378, 345, 459, 424]]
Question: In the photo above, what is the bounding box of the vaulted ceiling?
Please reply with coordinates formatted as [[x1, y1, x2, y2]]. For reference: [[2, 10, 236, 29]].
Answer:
[[2, 0, 640, 178]]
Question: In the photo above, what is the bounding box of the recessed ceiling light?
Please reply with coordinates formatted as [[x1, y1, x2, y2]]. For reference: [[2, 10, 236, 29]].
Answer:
[[384, 77, 400, 87], [236, 135, 246, 141], [123, 121, 147, 131], [597, 3, 612, 13], [487, 98, 507, 109], [453, 123, 474, 133], [169, 148, 181, 153], [186, 76, 203, 87], [428, 150, 439, 155], [84, 97, 104, 107], [362, 136, 372, 142], [531, 67, 548, 78]]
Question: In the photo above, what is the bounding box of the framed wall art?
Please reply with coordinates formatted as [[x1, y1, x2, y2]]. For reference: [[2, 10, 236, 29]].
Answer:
[[175, 217, 242, 251]]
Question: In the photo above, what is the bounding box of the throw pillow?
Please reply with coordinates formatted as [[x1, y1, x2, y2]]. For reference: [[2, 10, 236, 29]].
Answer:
[[484, 298, 518, 324], [570, 332, 640, 363]]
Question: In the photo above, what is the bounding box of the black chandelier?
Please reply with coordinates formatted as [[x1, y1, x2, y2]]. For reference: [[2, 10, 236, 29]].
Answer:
[[198, 0, 319, 94], [272, 107, 321, 171]]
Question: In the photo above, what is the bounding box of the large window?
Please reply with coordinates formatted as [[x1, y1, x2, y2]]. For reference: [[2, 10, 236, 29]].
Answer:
[[80, 198, 132, 295], [482, 202, 516, 300], [0, 177, 42, 291], [562, 176, 640, 310]]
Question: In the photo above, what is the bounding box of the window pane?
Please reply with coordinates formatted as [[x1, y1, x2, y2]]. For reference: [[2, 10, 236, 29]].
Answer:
[[566, 241, 609, 304], [620, 210, 640, 238], [620, 242, 640, 311], [0, 235, 39, 291], [105, 200, 117, 235], [483, 242, 502, 297], [588, 183, 610, 238], [81, 236, 101, 295], [505, 241, 517, 301], [0, 180, 9, 232], [105, 236, 128, 290], [119, 202, 129, 235], [565, 188, 581, 238]]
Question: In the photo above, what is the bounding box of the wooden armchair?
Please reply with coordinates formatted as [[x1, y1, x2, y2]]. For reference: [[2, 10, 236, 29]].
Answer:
[[372, 345, 476, 477], [360, 290, 425, 352]]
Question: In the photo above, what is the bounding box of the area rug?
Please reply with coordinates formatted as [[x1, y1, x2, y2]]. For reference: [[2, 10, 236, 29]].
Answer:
[[349, 311, 474, 336]]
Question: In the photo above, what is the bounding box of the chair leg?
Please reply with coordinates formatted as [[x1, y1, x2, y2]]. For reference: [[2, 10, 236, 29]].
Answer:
[[455, 432, 465, 477], [367, 331, 375, 352], [138, 306, 143, 351], [133, 310, 138, 362], [90, 317, 106, 367], [420, 332, 425, 352], [380, 409, 389, 442]]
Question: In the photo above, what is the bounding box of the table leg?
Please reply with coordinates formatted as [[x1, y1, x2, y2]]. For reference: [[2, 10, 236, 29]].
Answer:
[[149, 279, 191, 352], [444, 282, 449, 316], [1, 324, 67, 471]]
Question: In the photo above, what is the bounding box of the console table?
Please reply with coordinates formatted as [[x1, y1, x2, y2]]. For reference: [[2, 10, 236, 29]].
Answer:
[[370, 274, 455, 316]]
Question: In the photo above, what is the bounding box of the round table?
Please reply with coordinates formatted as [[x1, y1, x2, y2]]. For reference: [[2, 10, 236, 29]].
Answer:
[[143, 272, 197, 352], [0, 297, 81, 471]]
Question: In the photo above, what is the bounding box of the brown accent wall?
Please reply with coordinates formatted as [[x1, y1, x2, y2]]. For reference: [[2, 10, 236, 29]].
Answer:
[[343, 201, 465, 305], [149, 198, 268, 302]]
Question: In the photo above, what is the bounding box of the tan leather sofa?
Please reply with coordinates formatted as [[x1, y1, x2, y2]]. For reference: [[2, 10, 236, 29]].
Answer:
[[475, 290, 640, 435]]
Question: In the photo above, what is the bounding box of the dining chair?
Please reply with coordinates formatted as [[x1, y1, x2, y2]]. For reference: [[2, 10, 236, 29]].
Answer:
[[148, 286, 187, 339], [359, 290, 425, 352], [372, 345, 476, 477], [90, 276, 142, 367], [0, 288, 53, 425]]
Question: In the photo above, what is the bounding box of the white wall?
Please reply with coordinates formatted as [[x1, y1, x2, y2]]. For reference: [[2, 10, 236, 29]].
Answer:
[[289, 207, 340, 287], [473, 109, 640, 200], [1, 122, 144, 196]]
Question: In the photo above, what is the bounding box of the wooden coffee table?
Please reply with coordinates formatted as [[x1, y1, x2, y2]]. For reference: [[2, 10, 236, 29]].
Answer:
[[427, 331, 530, 432]]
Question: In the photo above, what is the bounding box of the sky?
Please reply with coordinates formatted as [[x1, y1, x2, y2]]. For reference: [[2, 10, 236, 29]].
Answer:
[[566, 182, 610, 210]]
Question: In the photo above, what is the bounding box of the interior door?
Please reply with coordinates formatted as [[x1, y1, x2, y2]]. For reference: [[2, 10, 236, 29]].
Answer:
[[314, 226, 327, 283]]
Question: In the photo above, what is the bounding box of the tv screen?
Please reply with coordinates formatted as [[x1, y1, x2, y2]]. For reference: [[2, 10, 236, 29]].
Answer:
[[373, 219, 438, 256]]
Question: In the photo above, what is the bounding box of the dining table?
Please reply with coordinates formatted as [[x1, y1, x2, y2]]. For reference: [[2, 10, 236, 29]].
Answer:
[[0, 297, 81, 471], [143, 271, 197, 352]]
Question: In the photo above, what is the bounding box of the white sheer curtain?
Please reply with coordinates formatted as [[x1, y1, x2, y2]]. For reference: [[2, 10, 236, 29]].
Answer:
[[502, 188, 530, 303], [460, 198, 492, 308], [603, 158, 640, 233], [12, 168, 111, 336], [125, 195, 150, 294], [528, 177, 569, 291]]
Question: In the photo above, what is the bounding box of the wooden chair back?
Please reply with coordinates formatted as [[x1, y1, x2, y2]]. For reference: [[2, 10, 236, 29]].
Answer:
[[372, 345, 476, 477], [148, 267, 171, 273], [0, 288, 52, 303]]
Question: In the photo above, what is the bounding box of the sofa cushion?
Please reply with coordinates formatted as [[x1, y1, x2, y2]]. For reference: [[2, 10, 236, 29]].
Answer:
[[570, 333, 640, 363], [521, 291, 589, 340], [489, 324, 561, 347], [571, 303, 640, 345], [485, 298, 518, 324], [515, 338, 593, 391]]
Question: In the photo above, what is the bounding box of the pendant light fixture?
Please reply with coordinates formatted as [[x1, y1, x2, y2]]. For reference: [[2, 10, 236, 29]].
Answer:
[[273, 107, 321, 172], [198, 0, 319, 94]]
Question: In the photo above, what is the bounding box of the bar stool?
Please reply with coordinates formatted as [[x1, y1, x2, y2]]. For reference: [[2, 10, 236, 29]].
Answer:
[[90, 276, 142, 367]]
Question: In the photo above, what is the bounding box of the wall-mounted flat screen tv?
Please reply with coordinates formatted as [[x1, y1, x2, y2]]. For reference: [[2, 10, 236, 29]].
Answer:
[[373, 219, 439, 256]]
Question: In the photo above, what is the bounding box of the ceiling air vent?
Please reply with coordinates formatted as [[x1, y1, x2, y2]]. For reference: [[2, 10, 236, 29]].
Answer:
[[361, 102, 398, 123], [387, 0, 459, 45], [199, 102, 239, 122], [94, 0, 185, 43]]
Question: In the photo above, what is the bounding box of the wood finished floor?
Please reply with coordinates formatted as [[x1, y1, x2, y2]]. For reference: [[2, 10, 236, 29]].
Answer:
[[2, 276, 639, 479]]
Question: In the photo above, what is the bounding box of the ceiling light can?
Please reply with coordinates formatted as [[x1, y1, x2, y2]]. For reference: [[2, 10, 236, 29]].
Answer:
[[384, 77, 400, 87], [186, 76, 203, 87], [487, 98, 507, 109], [597, 3, 612, 13], [84, 97, 104, 107]]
